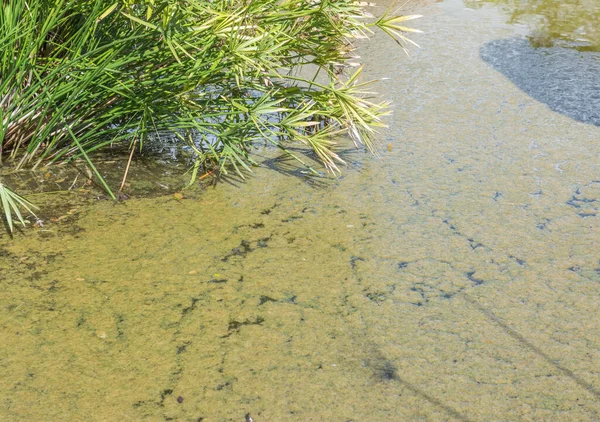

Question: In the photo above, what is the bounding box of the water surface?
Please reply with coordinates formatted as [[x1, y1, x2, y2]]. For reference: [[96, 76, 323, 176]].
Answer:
[[2, 0, 600, 420]]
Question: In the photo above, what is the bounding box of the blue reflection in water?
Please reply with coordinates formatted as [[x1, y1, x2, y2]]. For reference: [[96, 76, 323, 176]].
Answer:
[[481, 38, 600, 126]]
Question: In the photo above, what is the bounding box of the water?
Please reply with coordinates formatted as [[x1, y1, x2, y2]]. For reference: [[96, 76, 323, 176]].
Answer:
[[2, 0, 600, 420], [465, 0, 600, 51]]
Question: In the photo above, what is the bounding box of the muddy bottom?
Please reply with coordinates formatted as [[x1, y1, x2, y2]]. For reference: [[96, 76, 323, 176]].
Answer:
[[2, 0, 600, 421]]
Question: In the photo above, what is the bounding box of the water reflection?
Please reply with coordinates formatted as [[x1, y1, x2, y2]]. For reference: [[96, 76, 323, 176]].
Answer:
[[465, 0, 600, 51], [480, 37, 600, 126]]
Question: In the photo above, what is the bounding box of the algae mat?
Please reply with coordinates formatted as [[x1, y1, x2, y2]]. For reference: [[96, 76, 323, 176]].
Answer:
[[2, 0, 600, 420]]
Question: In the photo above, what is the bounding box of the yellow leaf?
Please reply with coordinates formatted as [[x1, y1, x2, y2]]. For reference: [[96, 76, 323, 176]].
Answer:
[[98, 3, 118, 22]]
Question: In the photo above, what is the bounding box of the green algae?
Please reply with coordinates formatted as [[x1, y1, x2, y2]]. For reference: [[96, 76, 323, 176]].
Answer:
[[2, 0, 600, 421]]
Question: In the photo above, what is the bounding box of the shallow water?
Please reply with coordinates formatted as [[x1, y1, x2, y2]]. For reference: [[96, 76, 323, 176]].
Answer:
[[2, 0, 600, 421], [465, 0, 600, 51]]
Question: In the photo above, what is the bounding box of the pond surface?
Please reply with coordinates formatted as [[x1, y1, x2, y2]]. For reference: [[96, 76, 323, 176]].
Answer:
[[2, 0, 600, 420], [465, 0, 600, 51]]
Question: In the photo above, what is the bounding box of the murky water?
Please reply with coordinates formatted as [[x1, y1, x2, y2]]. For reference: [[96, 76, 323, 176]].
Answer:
[[2, 0, 600, 420]]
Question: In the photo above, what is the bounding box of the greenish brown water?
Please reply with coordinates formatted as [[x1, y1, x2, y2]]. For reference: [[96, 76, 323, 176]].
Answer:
[[2, 0, 600, 421], [465, 0, 600, 51]]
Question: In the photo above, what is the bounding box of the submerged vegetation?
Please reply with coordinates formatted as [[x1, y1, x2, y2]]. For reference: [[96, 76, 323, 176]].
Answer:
[[0, 0, 421, 231]]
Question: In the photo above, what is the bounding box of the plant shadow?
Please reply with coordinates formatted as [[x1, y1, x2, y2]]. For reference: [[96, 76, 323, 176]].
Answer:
[[480, 37, 600, 126], [252, 146, 364, 188]]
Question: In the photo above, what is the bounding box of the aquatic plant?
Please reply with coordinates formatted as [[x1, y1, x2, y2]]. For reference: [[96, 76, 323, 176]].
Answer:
[[0, 183, 37, 232], [0, 0, 420, 231]]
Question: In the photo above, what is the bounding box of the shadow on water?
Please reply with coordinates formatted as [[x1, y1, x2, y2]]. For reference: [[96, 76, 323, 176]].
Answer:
[[480, 37, 600, 126], [253, 146, 365, 188], [369, 351, 474, 422], [463, 295, 600, 401], [395, 376, 474, 422]]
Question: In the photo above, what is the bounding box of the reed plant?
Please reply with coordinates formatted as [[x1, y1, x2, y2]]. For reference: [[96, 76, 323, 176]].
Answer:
[[0, 0, 420, 231]]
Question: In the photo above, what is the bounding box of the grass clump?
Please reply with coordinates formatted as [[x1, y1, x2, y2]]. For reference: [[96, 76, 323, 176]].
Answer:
[[0, 0, 420, 231]]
